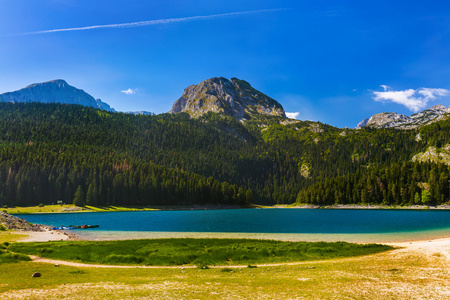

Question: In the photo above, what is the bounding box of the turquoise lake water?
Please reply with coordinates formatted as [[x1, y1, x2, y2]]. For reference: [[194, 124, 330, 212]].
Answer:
[[15, 208, 450, 242]]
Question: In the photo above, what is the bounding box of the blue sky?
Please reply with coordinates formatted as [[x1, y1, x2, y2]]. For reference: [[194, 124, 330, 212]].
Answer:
[[1, 0, 450, 127]]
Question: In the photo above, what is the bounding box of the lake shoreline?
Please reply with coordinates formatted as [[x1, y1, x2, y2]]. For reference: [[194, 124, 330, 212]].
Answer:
[[271, 204, 450, 210], [19, 228, 450, 252], [8, 207, 450, 245], [5, 203, 450, 215]]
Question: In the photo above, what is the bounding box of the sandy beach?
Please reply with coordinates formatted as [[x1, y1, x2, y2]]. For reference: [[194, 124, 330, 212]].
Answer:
[[18, 228, 72, 242], [387, 237, 450, 261]]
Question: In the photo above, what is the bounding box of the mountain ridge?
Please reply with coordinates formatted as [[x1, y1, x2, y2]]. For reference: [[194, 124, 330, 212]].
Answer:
[[0, 79, 115, 112], [356, 104, 450, 129]]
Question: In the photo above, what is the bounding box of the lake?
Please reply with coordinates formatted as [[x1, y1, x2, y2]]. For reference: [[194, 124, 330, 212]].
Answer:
[[15, 208, 450, 243]]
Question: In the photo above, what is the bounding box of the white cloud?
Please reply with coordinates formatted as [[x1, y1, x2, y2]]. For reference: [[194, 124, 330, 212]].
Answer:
[[286, 112, 300, 119], [372, 86, 449, 112], [121, 88, 137, 95], [17, 9, 288, 36]]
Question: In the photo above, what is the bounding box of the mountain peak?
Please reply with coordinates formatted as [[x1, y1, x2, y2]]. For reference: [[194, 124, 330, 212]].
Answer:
[[356, 104, 450, 129], [169, 77, 286, 119], [0, 79, 115, 112], [26, 79, 68, 86]]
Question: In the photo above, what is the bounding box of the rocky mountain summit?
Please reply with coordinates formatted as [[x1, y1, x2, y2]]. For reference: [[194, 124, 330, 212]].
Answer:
[[357, 105, 450, 129], [0, 79, 115, 112], [170, 77, 286, 119]]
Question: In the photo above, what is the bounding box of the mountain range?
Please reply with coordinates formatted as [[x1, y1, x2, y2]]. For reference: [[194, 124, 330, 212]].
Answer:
[[2, 78, 448, 130], [0, 77, 449, 207]]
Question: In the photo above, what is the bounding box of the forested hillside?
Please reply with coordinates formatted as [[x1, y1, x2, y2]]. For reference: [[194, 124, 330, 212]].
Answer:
[[0, 102, 449, 207]]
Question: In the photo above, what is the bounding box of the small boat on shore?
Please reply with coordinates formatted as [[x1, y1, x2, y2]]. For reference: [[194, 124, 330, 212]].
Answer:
[[52, 225, 99, 230], [76, 225, 99, 229], [52, 226, 77, 230]]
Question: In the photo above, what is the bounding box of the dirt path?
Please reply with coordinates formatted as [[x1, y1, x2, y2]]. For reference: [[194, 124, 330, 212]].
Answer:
[[30, 254, 351, 269]]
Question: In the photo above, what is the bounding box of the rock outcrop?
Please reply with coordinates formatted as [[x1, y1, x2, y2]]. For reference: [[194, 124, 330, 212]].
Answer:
[[0, 211, 45, 231], [170, 77, 286, 119], [356, 105, 450, 129], [0, 79, 115, 112]]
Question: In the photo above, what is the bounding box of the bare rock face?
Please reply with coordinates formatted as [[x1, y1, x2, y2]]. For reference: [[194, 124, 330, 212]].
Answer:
[[356, 105, 450, 129], [170, 77, 286, 119], [356, 118, 369, 129], [0, 79, 114, 112], [0, 211, 45, 231], [366, 112, 410, 128]]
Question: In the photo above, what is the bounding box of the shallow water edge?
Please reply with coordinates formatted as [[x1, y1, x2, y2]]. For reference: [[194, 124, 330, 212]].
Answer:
[[73, 228, 450, 244]]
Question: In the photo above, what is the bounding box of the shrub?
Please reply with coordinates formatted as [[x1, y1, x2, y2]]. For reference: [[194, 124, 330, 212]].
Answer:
[[221, 268, 233, 272], [0, 250, 31, 264]]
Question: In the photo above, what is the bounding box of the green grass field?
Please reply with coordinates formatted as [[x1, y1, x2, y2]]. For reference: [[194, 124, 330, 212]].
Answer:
[[7, 238, 393, 267], [0, 231, 27, 243], [3, 204, 160, 214], [1, 246, 448, 299], [0, 242, 31, 264]]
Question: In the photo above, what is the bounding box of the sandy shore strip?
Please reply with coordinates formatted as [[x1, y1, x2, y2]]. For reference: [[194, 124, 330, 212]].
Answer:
[[19, 228, 74, 242], [387, 237, 450, 260], [70, 227, 450, 243]]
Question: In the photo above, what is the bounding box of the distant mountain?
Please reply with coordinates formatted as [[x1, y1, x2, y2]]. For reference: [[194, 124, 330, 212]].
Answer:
[[125, 111, 155, 116], [356, 105, 450, 129], [170, 77, 286, 119], [0, 79, 115, 112]]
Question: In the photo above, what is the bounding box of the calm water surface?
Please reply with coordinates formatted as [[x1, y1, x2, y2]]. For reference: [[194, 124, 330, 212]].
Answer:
[[15, 208, 450, 242]]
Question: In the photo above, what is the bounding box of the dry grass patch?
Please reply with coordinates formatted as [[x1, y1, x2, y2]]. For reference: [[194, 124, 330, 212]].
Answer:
[[0, 231, 27, 243]]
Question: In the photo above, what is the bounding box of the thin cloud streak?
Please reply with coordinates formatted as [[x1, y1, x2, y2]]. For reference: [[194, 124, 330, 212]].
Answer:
[[17, 9, 288, 36]]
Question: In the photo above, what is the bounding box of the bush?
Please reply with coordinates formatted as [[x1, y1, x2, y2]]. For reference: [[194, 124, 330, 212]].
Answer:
[[0, 224, 6, 231], [0, 250, 31, 264], [221, 268, 233, 272], [197, 264, 210, 269]]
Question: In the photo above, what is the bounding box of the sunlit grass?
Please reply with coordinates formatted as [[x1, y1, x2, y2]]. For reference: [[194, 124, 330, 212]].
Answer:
[[0, 231, 27, 243], [3, 204, 160, 214], [8, 238, 393, 266], [0, 247, 448, 299]]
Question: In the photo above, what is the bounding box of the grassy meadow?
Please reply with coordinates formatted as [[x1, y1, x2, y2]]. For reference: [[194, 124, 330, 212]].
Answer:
[[2, 204, 160, 214], [7, 239, 392, 267], [1, 245, 449, 299], [0, 231, 27, 243]]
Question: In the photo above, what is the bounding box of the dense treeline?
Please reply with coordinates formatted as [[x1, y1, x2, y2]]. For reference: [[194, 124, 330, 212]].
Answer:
[[296, 162, 450, 206], [0, 102, 449, 206], [0, 144, 252, 207]]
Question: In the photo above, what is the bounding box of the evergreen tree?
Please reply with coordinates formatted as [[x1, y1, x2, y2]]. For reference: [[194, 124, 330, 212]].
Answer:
[[73, 185, 85, 207], [85, 183, 97, 206]]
